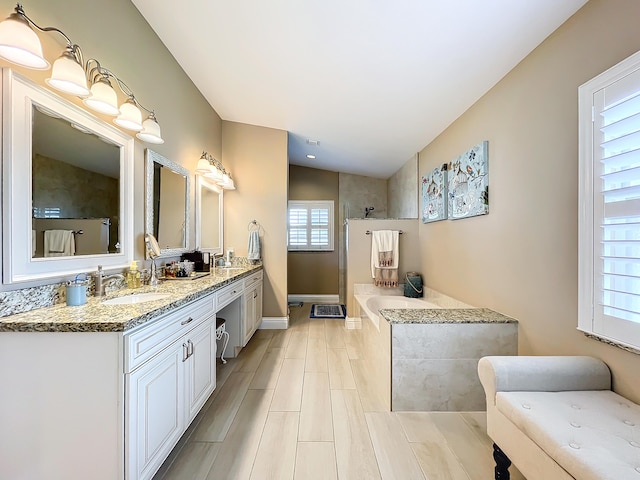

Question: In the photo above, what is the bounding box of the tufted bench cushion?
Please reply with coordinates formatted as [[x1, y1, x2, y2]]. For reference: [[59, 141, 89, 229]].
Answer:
[[496, 390, 640, 480]]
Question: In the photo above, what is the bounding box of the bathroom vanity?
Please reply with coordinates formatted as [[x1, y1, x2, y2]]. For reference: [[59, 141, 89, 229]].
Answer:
[[0, 265, 263, 480]]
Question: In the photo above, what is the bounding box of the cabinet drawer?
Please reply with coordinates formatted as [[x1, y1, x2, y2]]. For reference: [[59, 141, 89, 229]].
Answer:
[[124, 294, 215, 373], [243, 270, 263, 289], [215, 281, 243, 310]]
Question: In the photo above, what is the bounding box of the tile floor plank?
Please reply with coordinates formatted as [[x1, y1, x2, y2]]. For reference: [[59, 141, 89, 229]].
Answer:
[[324, 319, 346, 348], [234, 337, 271, 373], [161, 442, 220, 480], [305, 337, 328, 373], [331, 389, 381, 480], [285, 331, 309, 359], [327, 348, 356, 390], [365, 412, 425, 480], [205, 389, 274, 480], [250, 412, 299, 480], [299, 372, 333, 441], [271, 358, 305, 411], [249, 347, 285, 390], [191, 372, 254, 442], [294, 442, 338, 480]]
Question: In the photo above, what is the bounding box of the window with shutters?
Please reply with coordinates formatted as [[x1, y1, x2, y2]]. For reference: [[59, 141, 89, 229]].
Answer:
[[578, 50, 640, 350], [287, 201, 334, 251]]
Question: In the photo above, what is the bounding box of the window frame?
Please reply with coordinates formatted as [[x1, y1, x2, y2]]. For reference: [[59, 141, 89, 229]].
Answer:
[[287, 200, 334, 252], [578, 49, 640, 351]]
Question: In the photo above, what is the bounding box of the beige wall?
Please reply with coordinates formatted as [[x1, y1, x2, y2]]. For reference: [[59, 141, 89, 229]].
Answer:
[[388, 154, 419, 219], [222, 121, 288, 318], [288, 165, 339, 295], [417, 0, 640, 403], [0, 0, 223, 262]]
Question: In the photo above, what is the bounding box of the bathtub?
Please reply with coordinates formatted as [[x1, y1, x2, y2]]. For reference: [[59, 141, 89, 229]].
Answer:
[[355, 294, 441, 329]]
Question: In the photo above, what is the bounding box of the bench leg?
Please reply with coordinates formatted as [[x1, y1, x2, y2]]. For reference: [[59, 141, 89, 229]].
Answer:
[[493, 443, 511, 480]]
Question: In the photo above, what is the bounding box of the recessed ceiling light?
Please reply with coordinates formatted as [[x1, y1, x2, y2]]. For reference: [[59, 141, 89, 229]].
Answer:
[[306, 154, 316, 159]]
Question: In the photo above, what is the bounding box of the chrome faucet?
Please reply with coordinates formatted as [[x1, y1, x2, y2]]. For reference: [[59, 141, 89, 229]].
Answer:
[[93, 265, 125, 297]]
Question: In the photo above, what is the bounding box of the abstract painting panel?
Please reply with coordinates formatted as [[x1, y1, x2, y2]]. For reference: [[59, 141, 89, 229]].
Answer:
[[422, 166, 447, 223], [447, 141, 489, 220]]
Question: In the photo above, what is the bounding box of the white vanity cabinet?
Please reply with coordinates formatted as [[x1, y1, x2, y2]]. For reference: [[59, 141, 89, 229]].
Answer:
[[242, 270, 263, 346], [125, 294, 216, 480]]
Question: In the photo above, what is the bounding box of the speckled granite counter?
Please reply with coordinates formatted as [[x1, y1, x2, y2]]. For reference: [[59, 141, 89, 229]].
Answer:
[[0, 265, 262, 333], [379, 307, 517, 324]]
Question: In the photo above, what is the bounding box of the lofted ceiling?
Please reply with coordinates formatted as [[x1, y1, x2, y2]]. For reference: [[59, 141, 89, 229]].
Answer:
[[132, 0, 587, 179]]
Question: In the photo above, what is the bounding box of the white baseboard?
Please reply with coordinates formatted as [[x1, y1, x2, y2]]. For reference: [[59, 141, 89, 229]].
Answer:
[[259, 317, 289, 329], [288, 294, 340, 304], [345, 316, 362, 330]]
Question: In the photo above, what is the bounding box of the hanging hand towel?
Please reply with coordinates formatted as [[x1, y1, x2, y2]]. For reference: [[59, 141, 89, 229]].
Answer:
[[371, 230, 399, 288], [247, 230, 261, 261], [44, 230, 75, 257]]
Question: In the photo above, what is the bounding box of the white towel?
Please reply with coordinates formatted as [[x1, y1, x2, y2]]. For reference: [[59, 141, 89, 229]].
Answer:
[[44, 230, 75, 257], [370, 230, 399, 277], [247, 230, 261, 261]]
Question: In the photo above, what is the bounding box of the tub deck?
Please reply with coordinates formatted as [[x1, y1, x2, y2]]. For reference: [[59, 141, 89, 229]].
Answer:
[[352, 287, 518, 411]]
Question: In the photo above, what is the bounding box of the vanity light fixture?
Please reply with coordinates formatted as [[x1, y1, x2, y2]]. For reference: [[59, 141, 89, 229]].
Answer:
[[197, 152, 235, 190], [0, 3, 164, 144]]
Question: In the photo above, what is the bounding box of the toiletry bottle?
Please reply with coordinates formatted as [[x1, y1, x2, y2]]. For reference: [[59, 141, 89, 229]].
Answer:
[[128, 260, 140, 288]]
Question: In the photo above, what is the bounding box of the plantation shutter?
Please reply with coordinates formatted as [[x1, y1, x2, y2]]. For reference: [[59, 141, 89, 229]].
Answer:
[[592, 67, 640, 345], [287, 201, 334, 251]]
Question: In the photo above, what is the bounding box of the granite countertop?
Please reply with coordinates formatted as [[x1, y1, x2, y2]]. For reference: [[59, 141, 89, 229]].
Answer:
[[0, 265, 263, 333], [379, 308, 517, 325]]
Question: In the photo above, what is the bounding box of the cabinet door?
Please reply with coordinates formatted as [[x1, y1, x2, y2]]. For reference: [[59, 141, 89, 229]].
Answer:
[[242, 288, 256, 347], [184, 317, 216, 425], [254, 281, 263, 332], [126, 344, 185, 480]]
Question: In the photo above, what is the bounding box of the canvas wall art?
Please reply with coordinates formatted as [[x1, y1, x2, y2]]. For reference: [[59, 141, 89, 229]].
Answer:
[[448, 141, 489, 220], [421, 166, 447, 223]]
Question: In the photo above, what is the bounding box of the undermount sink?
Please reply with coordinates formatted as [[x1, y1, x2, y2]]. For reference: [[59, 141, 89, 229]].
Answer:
[[102, 292, 171, 305]]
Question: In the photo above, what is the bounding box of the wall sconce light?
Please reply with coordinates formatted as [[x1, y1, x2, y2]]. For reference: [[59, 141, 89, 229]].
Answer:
[[0, 4, 164, 144], [196, 152, 235, 190]]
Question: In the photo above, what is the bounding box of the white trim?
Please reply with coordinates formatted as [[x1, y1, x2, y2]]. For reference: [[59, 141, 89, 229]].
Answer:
[[287, 294, 340, 304], [259, 317, 289, 329], [345, 316, 361, 330]]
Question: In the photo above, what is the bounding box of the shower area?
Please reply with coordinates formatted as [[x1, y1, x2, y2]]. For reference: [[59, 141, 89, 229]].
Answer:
[[337, 155, 419, 307]]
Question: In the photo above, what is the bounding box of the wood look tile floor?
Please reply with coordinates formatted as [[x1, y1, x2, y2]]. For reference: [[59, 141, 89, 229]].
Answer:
[[153, 304, 525, 480]]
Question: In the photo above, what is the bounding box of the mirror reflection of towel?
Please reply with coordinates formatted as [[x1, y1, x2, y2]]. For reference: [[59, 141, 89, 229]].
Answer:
[[44, 230, 75, 257]]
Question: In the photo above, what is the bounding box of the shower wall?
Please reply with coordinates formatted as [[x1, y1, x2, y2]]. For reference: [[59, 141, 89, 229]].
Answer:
[[339, 173, 388, 219], [388, 154, 419, 219]]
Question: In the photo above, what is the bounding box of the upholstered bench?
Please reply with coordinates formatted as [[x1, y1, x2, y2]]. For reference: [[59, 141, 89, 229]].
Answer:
[[478, 356, 640, 480]]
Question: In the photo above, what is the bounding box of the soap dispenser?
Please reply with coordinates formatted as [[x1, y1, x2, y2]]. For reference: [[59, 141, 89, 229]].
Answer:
[[127, 260, 141, 288]]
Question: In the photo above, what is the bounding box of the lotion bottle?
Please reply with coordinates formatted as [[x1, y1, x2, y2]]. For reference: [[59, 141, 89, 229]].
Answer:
[[127, 260, 141, 288]]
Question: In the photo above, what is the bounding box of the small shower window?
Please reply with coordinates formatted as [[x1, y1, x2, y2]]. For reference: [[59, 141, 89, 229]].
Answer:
[[287, 200, 334, 251]]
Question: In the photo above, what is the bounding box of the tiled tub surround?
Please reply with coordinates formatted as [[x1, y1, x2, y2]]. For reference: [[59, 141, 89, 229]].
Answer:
[[353, 286, 518, 411], [0, 263, 262, 332]]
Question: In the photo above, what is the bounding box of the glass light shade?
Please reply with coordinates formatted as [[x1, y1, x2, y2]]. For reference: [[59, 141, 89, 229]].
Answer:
[[136, 115, 164, 144], [205, 165, 223, 181], [216, 172, 230, 186], [196, 157, 212, 174], [45, 52, 90, 97], [83, 80, 120, 115], [114, 100, 143, 131], [0, 13, 49, 70], [222, 177, 236, 190]]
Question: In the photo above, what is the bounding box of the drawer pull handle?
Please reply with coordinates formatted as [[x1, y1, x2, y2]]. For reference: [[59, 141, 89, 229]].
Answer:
[[182, 343, 189, 362], [181, 317, 194, 326]]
